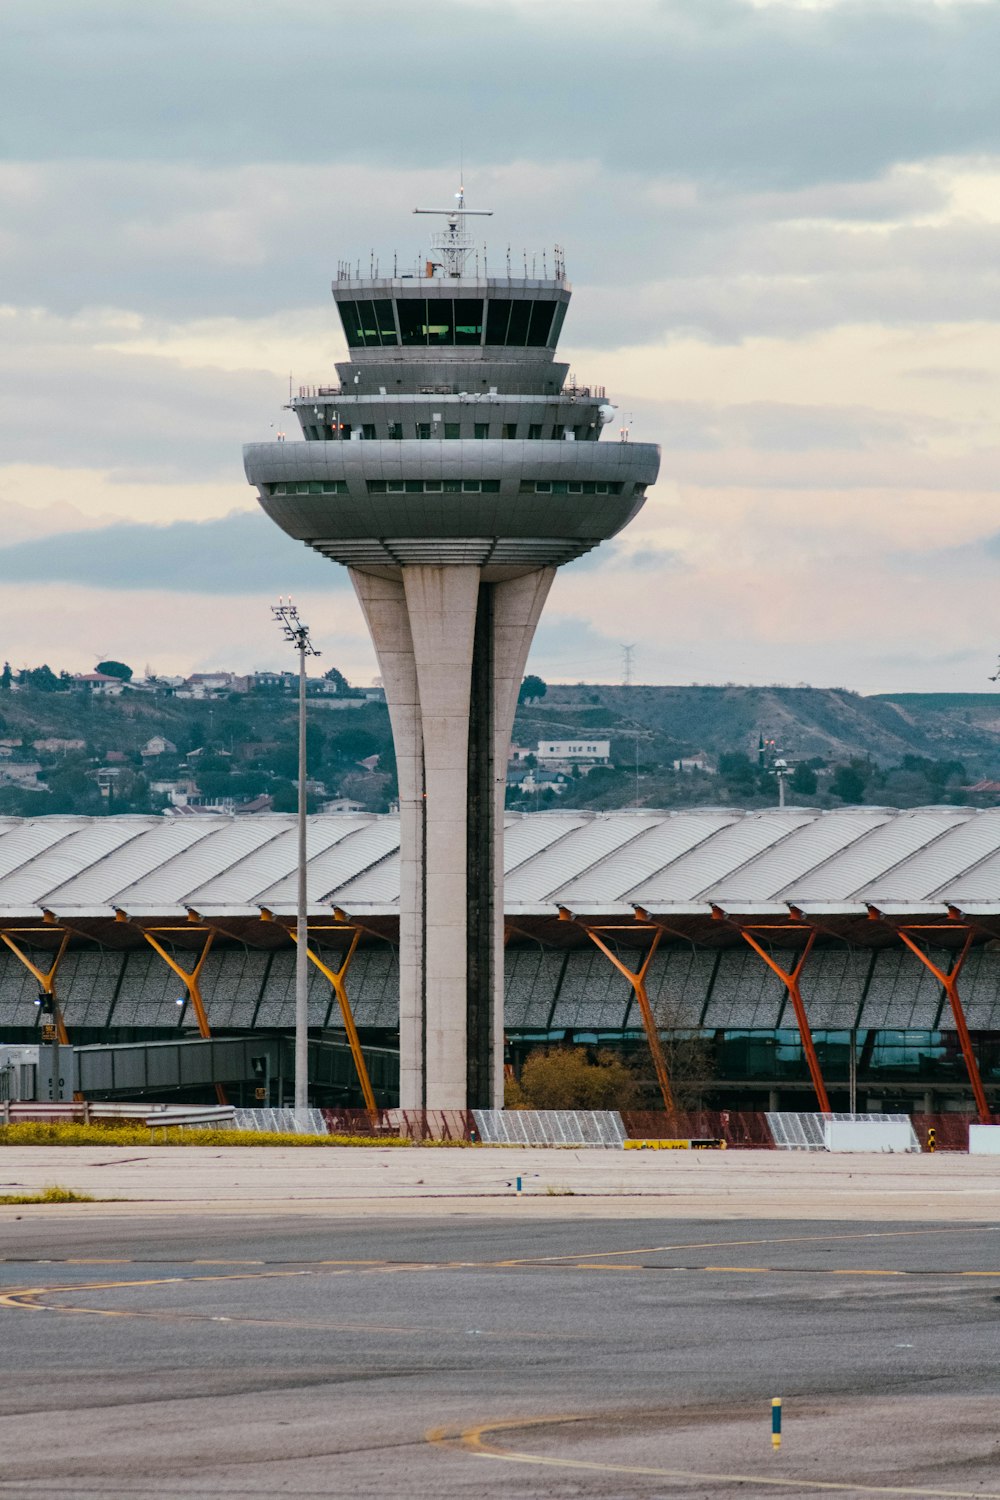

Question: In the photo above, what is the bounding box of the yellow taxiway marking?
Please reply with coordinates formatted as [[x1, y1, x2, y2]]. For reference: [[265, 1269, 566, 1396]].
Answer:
[[2, 1254, 998, 1322], [497, 1223, 1000, 1268], [428, 1416, 1000, 1498]]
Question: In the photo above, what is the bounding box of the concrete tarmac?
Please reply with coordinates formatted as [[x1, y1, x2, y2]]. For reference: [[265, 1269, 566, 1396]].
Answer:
[[0, 1143, 997, 1219], [0, 1150, 997, 1496]]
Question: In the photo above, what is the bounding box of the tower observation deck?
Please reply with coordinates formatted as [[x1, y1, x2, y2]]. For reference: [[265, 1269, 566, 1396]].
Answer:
[[244, 196, 660, 1110]]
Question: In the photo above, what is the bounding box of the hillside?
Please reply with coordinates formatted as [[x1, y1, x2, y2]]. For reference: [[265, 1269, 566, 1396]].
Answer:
[[1, 678, 999, 817]]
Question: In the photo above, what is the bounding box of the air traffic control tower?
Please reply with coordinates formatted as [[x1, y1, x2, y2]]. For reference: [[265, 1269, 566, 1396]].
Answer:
[[244, 197, 660, 1111]]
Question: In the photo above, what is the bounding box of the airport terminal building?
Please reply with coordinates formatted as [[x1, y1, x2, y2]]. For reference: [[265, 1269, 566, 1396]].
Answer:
[[0, 807, 998, 1116]]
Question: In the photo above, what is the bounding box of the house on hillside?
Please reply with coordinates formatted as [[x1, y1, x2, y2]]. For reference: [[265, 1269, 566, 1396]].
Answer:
[[72, 672, 124, 698], [0, 762, 43, 790], [176, 671, 249, 699], [33, 738, 86, 755], [535, 739, 611, 770], [140, 736, 178, 760], [672, 752, 715, 774]]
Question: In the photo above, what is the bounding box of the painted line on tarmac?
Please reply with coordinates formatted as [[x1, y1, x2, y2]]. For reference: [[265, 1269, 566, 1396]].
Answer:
[[428, 1415, 1000, 1498], [493, 1223, 1000, 1268], [1, 1255, 998, 1323]]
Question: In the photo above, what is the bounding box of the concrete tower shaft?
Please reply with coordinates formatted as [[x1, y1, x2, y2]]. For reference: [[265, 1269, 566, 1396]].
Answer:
[[244, 224, 660, 1109]]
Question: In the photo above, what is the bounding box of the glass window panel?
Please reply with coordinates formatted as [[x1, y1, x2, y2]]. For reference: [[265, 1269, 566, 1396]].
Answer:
[[375, 300, 397, 345], [362, 424, 376, 439], [474, 423, 490, 439], [548, 301, 568, 348], [462, 480, 481, 492], [444, 423, 460, 439], [405, 480, 423, 493], [416, 422, 431, 439], [503, 423, 518, 439], [367, 481, 387, 493], [338, 300, 364, 347], [387, 421, 402, 439], [485, 299, 511, 344], [582, 480, 596, 494], [356, 299, 380, 345], [481, 479, 500, 493], [425, 300, 453, 344], [535, 481, 552, 493], [443, 478, 462, 492], [396, 299, 427, 346], [423, 479, 442, 492], [506, 301, 532, 346], [528, 424, 542, 439], [453, 298, 483, 346], [386, 480, 405, 493], [526, 301, 555, 346], [552, 480, 568, 494]]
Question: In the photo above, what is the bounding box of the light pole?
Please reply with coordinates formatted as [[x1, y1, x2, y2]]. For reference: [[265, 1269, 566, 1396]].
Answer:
[[271, 597, 320, 1128]]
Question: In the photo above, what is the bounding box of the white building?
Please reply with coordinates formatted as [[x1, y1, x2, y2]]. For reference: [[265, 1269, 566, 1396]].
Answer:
[[536, 739, 611, 766]]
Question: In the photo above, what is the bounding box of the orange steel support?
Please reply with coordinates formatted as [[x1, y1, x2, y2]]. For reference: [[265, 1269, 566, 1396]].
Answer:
[[738, 927, 830, 1114], [896, 927, 990, 1123], [291, 927, 376, 1114], [569, 919, 674, 1112], [141, 929, 226, 1105], [1, 930, 71, 1045]]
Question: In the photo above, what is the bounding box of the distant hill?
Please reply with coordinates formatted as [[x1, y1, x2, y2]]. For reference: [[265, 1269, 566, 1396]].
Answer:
[[518, 685, 1000, 772], [1, 679, 999, 816]]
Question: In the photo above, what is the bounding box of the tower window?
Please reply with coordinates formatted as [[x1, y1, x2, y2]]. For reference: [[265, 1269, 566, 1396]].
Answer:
[[502, 423, 518, 439], [444, 423, 461, 439], [416, 422, 431, 439], [474, 423, 490, 439], [528, 424, 542, 440], [362, 424, 376, 440], [387, 421, 402, 440]]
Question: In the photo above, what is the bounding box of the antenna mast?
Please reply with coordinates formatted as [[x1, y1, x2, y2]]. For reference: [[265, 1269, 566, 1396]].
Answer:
[[413, 185, 493, 277]]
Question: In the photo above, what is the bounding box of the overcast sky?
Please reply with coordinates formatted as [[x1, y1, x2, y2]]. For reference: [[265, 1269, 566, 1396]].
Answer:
[[2, 0, 1000, 691]]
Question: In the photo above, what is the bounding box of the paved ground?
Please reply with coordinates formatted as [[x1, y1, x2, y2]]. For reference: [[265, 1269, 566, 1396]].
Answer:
[[0, 1149, 997, 1495], [0, 1143, 997, 1219]]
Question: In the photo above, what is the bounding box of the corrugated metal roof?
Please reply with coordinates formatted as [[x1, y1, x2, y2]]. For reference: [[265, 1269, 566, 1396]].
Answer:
[[0, 808, 999, 917]]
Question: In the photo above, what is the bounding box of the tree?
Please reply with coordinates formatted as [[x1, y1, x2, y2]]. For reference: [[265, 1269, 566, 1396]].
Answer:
[[831, 761, 867, 803], [323, 665, 351, 693], [96, 660, 133, 682], [519, 674, 547, 705], [19, 664, 61, 693], [0, 662, 10, 692], [504, 1046, 638, 1110], [790, 762, 818, 796]]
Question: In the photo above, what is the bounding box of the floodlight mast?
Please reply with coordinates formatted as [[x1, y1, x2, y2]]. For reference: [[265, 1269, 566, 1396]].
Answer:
[[271, 598, 321, 1129]]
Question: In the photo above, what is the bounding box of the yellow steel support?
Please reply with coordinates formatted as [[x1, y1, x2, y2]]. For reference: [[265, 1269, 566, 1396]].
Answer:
[[140, 929, 226, 1105], [290, 927, 376, 1114], [559, 911, 674, 1112], [1, 930, 71, 1045]]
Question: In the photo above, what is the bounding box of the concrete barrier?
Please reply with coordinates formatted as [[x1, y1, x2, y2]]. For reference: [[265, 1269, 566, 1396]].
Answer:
[[968, 1124, 1000, 1155]]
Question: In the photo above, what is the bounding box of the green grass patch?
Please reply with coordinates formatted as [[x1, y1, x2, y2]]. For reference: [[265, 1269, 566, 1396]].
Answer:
[[0, 1184, 94, 1204]]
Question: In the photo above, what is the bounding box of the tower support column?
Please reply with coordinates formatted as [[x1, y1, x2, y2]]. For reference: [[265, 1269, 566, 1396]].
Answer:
[[350, 563, 554, 1110]]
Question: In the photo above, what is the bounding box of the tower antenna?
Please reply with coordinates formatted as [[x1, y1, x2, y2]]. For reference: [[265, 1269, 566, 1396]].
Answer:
[[413, 184, 493, 277]]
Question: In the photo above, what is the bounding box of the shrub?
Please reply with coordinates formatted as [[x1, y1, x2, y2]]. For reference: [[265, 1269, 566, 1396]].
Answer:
[[506, 1046, 638, 1111]]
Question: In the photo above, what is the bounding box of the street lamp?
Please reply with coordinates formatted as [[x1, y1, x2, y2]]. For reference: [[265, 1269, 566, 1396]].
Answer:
[[271, 597, 321, 1129]]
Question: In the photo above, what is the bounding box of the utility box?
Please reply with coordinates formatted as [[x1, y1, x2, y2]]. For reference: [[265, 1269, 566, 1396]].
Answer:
[[0, 1046, 39, 1102], [823, 1119, 917, 1153], [34, 1047, 76, 1103], [968, 1124, 1000, 1155]]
